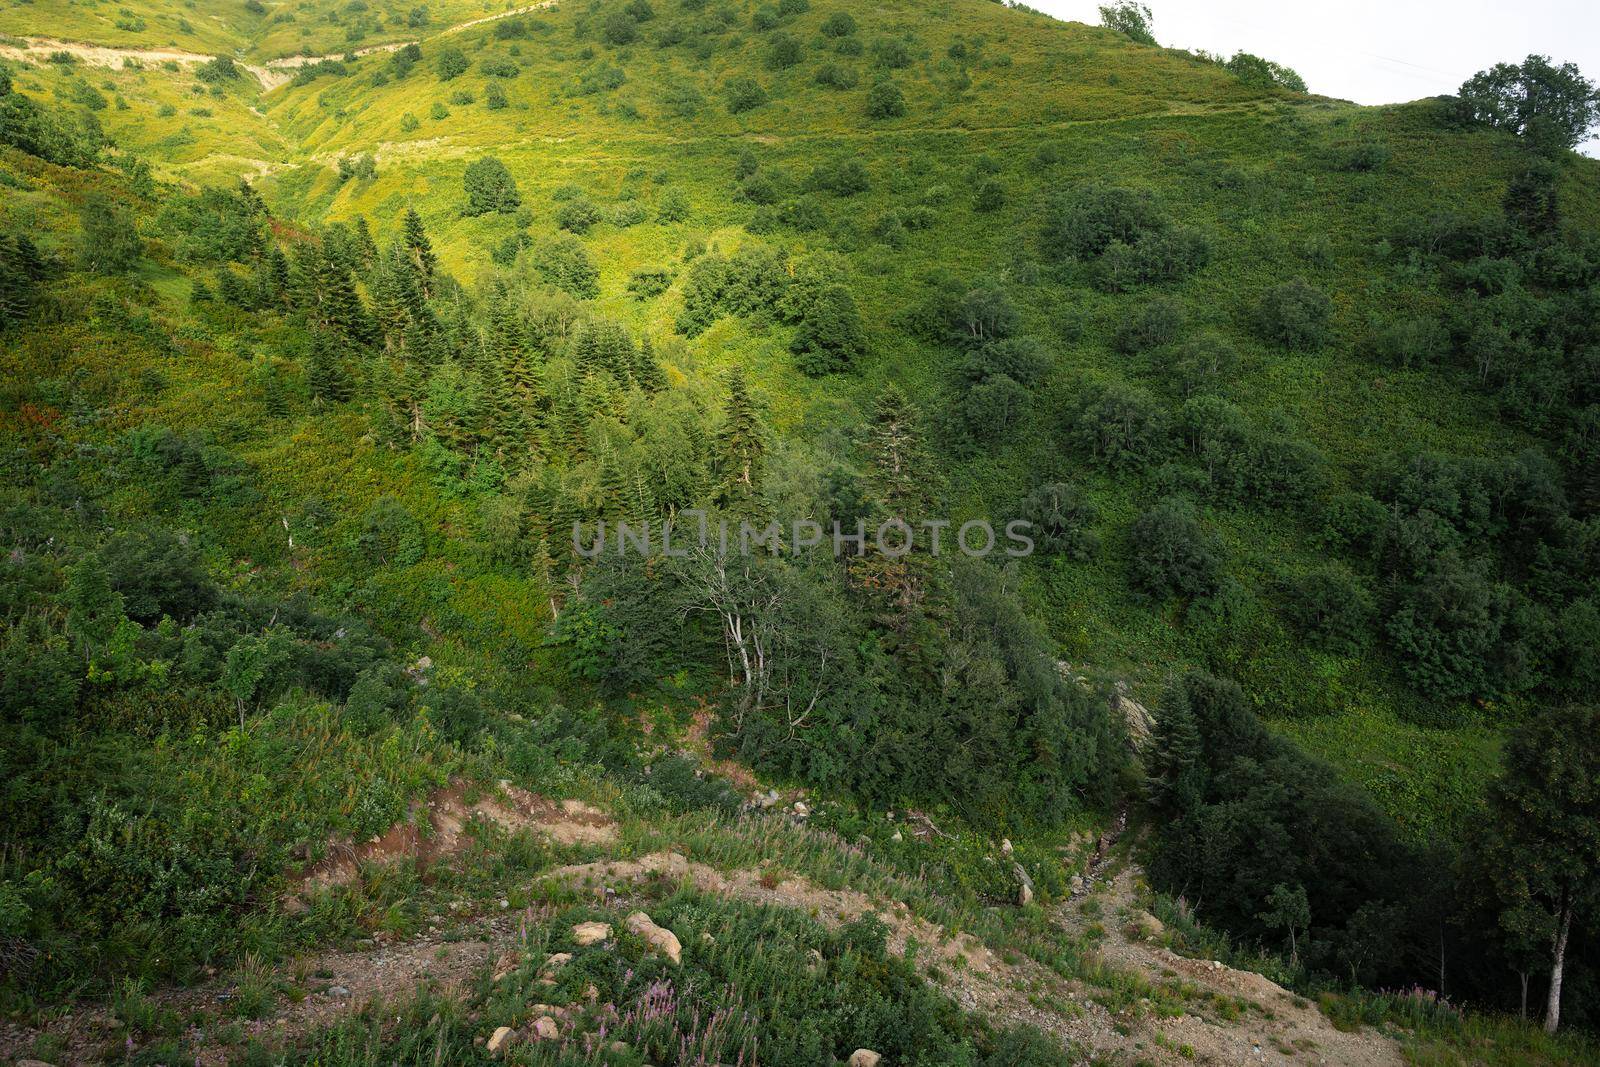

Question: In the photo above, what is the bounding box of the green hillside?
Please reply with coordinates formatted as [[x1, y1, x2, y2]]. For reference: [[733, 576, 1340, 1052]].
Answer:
[[2, 0, 1600, 1063]]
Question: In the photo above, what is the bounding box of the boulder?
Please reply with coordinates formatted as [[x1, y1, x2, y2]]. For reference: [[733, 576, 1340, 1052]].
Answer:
[[1013, 862, 1035, 907], [532, 1015, 559, 1040], [572, 921, 613, 946], [624, 911, 683, 964], [849, 1051, 883, 1067], [487, 1026, 516, 1057]]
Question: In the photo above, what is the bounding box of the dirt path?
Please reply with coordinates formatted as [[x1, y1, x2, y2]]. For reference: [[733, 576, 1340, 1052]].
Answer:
[[1053, 863, 1405, 1067], [0, 2, 560, 91], [0, 807, 1405, 1067]]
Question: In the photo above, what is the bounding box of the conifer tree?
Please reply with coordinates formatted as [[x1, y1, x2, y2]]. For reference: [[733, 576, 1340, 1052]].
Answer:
[[480, 354, 534, 462], [868, 383, 929, 518], [65, 556, 125, 662], [369, 253, 411, 352], [401, 207, 438, 297], [633, 334, 667, 392], [353, 215, 379, 271], [552, 388, 588, 460], [714, 369, 765, 508], [307, 329, 354, 405]]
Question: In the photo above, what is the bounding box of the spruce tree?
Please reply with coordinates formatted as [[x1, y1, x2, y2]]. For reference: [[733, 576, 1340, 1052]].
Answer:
[[353, 215, 379, 271], [401, 207, 438, 296], [307, 329, 354, 405], [633, 334, 667, 392], [369, 253, 410, 352], [713, 369, 765, 507], [868, 383, 929, 517]]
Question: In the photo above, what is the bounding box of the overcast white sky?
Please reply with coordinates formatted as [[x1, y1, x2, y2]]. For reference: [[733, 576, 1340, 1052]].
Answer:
[[1029, 1, 1600, 156]]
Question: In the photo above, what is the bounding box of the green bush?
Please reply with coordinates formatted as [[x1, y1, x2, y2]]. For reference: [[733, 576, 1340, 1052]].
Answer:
[[1128, 496, 1221, 599], [1066, 378, 1168, 470], [814, 62, 859, 89], [820, 10, 857, 36], [1256, 278, 1333, 349], [724, 75, 768, 113], [462, 156, 521, 216], [1281, 565, 1375, 654], [866, 81, 907, 119], [535, 235, 600, 298]]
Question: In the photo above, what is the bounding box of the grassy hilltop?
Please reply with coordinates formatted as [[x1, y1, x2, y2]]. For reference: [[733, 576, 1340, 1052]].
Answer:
[[2, 0, 1600, 1062]]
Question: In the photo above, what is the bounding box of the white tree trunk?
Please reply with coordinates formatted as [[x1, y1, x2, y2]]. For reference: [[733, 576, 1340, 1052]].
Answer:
[[1546, 906, 1572, 1035]]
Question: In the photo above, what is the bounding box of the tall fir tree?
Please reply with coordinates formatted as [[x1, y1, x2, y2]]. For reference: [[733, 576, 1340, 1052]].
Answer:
[[306, 329, 354, 405], [713, 369, 765, 509], [632, 334, 667, 392], [401, 207, 438, 298], [353, 215, 379, 272]]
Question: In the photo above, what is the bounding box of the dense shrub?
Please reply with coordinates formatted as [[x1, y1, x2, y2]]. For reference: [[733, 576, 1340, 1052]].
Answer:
[[1256, 278, 1333, 349], [1161, 332, 1238, 397], [765, 31, 802, 68], [814, 62, 859, 89], [1112, 295, 1185, 353], [462, 156, 521, 216], [790, 283, 866, 374], [1016, 482, 1100, 560], [535, 236, 600, 298], [724, 76, 768, 113], [435, 46, 468, 80], [866, 81, 907, 119], [819, 11, 857, 36], [1280, 566, 1376, 654], [557, 196, 603, 233], [1371, 317, 1448, 368], [1041, 184, 1164, 260], [806, 158, 870, 196], [1128, 496, 1221, 599], [1065, 379, 1167, 470]]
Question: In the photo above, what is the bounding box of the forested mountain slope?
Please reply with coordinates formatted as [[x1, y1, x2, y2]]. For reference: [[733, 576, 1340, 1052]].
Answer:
[[2, 0, 1600, 1062]]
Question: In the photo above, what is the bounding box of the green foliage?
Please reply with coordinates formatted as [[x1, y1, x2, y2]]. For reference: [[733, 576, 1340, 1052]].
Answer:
[[536, 235, 600, 298], [462, 156, 521, 216], [1128, 496, 1221, 599], [77, 194, 143, 274], [1223, 52, 1306, 93], [723, 75, 767, 114], [1065, 378, 1167, 471], [1255, 278, 1333, 349], [435, 46, 468, 81], [819, 11, 856, 37], [790, 282, 865, 375], [1098, 1, 1154, 45], [1015, 482, 1099, 560], [1457, 55, 1600, 153], [866, 80, 906, 119]]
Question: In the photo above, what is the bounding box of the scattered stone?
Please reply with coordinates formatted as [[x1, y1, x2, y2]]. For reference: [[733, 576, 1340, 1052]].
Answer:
[[532, 1015, 559, 1040], [792, 800, 809, 817], [624, 911, 682, 965], [849, 1050, 883, 1067], [890, 830, 903, 843], [487, 1026, 516, 1057], [327, 985, 350, 997], [1000, 838, 1013, 855], [542, 951, 573, 975], [572, 921, 613, 946], [1013, 862, 1035, 907]]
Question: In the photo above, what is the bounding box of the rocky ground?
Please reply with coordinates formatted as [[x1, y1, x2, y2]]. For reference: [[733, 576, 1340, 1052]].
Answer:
[[0, 778, 1408, 1066]]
